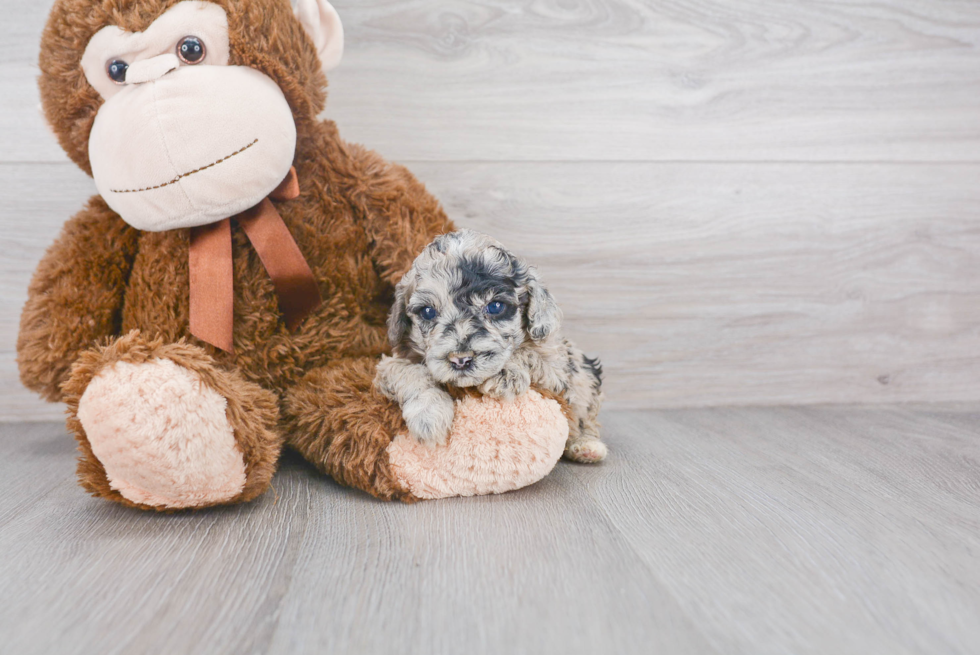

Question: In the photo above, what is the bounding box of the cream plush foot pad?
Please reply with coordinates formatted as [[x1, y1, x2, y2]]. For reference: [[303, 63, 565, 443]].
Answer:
[[77, 358, 247, 508], [387, 390, 569, 500]]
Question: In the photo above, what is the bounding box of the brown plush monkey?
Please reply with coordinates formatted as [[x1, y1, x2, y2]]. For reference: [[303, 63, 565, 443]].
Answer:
[[18, 0, 568, 510]]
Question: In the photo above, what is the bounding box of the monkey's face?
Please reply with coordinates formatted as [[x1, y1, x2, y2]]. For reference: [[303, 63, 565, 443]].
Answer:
[[67, 0, 342, 232], [80, 1, 293, 231]]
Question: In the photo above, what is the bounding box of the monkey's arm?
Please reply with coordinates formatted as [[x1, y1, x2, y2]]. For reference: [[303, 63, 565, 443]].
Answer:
[[349, 145, 455, 285], [17, 198, 140, 402]]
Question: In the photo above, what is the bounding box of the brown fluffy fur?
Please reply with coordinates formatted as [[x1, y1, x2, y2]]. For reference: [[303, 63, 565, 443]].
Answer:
[[20, 0, 454, 507], [284, 358, 417, 502]]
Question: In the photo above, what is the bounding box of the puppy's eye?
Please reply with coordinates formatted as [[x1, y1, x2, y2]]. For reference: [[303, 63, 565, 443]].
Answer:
[[418, 306, 438, 321], [177, 36, 206, 64], [486, 301, 507, 316], [106, 60, 129, 84]]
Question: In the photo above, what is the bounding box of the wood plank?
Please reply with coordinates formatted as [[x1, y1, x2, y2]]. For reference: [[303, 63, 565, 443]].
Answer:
[[586, 407, 980, 654], [0, 0, 66, 163], [2, 406, 979, 653], [0, 436, 323, 655], [3, 161, 980, 416], [0, 421, 715, 655], [261, 460, 715, 654], [324, 0, 980, 162], [3, 0, 980, 163], [411, 160, 980, 408], [0, 164, 95, 422]]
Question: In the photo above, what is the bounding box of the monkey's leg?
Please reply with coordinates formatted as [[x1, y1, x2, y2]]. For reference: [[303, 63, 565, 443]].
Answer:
[[284, 357, 571, 501], [63, 331, 282, 511], [283, 357, 419, 501]]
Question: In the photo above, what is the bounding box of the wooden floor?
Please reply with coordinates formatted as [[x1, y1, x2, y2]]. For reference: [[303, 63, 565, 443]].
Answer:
[[2, 406, 978, 655]]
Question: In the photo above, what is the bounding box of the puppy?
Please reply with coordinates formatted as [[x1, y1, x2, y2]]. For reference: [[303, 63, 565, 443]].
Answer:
[[375, 229, 607, 463]]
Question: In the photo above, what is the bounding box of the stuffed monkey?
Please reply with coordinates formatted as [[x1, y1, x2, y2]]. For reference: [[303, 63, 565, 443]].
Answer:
[[18, 0, 568, 510]]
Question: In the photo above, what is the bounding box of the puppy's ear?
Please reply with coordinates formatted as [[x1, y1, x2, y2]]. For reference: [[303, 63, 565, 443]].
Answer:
[[387, 275, 413, 356], [524, 267, 562, 341]]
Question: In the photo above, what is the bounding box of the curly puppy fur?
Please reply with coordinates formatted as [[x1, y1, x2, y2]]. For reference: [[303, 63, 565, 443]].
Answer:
[[375, 230, 607, 463]]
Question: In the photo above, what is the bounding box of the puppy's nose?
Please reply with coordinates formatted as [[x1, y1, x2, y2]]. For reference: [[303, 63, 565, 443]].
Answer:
[[448, 352, 474, 371]]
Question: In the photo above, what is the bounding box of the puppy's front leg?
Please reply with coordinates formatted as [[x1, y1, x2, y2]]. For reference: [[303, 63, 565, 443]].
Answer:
[[375, 356, 455, 447], [478, 351, 533, 400]]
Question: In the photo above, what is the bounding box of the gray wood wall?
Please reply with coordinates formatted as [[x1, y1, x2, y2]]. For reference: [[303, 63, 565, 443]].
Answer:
[[2, 0, 979, 420]]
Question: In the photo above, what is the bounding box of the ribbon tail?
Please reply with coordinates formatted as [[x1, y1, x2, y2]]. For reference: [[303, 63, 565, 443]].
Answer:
[[237, 198, 322, 331], [189, 218, 235, 353], [270, 166, 300, 201]]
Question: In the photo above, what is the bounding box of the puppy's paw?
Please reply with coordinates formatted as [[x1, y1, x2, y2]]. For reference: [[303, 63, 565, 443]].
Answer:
[[564, 437, 608, 464], [373, 355, 406, 401], [478, 365, 532, 400], [402, 388, 456, 447]]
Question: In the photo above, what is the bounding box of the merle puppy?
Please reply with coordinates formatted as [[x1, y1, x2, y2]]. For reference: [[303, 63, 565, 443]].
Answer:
[[375, 229, 607, 463]]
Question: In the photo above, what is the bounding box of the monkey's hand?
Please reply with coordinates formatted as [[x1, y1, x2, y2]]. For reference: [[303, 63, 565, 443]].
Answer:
[[478, 361, 532, 401], [17, 203, 139, 402]]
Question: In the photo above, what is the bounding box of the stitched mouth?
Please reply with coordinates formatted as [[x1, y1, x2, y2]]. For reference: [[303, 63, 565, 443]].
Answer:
[[109, 138, 259, 194]]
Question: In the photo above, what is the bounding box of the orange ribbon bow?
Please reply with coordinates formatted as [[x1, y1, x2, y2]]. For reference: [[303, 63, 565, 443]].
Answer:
[[188, 167, 321, 353]]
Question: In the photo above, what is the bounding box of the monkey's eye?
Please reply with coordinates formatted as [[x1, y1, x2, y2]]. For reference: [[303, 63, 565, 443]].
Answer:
[[177, 36, 206, 64], [486, 301, 507, 316], [417, 306, 438, 321], [106, 60, 129, 84]]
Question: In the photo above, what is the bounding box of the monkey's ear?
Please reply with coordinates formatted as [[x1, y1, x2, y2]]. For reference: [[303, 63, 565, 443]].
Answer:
[[525, 268, 563, 342], [294, 0, 345, 71]]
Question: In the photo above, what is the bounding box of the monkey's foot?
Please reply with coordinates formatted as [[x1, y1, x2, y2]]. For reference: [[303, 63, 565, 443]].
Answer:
[[66, 333, 281, 510], [563, 437, 608, 464], [386, 390, 568, 499]]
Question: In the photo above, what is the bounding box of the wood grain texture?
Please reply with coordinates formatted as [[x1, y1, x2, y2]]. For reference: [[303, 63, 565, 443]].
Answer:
[[3, 0, 980, 163], [411, 161, 980, 408], [2, 406, 978, 654], [322, 0, 980, 162], [0, 164, 95, 421], [0, 0, 63, 163], [2, 0, 980, 416], [589, 407, 980, 655], [4, 162, 980, 417]]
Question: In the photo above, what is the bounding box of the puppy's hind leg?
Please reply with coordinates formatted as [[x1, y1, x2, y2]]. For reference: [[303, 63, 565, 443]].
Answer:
[[564, 416, 608, 463], [563, 354, 607, 463]]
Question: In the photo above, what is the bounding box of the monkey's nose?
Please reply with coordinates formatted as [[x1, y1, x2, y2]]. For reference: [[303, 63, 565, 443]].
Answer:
[[448, 353, 474, 371], [124, 53, 180, 85]]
